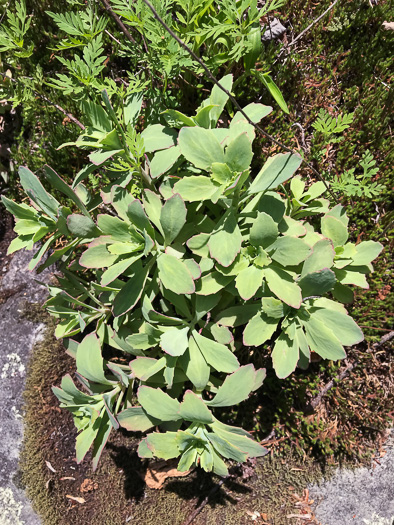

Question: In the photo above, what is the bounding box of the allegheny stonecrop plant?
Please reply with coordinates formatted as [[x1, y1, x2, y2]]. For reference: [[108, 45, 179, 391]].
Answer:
[[2, 76, 382, 476]]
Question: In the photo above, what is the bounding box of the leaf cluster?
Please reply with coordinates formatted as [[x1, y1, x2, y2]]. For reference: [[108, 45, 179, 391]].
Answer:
[[2, 78, 382, 475]]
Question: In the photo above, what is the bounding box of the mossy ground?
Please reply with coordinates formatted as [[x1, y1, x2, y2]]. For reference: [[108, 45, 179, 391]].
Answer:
[[20, 305, 326, 525]]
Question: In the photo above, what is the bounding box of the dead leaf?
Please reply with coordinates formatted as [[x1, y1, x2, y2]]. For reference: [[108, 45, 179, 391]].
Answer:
[[143, 459, 191, 489], [45, 460, 56, 473], [60, 477, 75, 481], [382, 21, 394, 30], [66, 495, 85, 504]]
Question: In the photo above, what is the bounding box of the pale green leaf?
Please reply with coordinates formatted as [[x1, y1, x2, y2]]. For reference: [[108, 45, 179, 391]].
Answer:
[[138, 387, 181, 421], [249, 211, 279, 248], [235, 265, 264, 300], [243, 312, 278, 346], [192, 331, 239, 373], [174, 175, 220, 202], [145, 432, 180, 459], [141, 124, 177, 153], [112, 262, 149, 317], [272, 332, 299, 378], [270, 236, 311, 266], [298, 268, 336, 298], [224, 132, 253, 172], [117, 407, 160, 432], [160, 193, 187, 245], [180, 390, 213, 423], [301, 239, 335, 277], [302, 316, 346, 360], [150, 146, 181, 178], [157, 253, 195, 294], [321, 214, 348, 247], [309, 308, 363, 346], [179, 337, 210, 390], [206, 365, 256, 407], [178, 127, 224, 169], [160, 326, 189, 357], [248, 153, 302, 194], [76, 333, 112, 385], [209, 210, 242, 267], [264, 266, 302, 308]]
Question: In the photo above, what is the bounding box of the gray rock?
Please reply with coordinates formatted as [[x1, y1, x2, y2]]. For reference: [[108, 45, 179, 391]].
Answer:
[[262, 18, 286, 41], [0, 248, 53, 524], [309, 432, 394, 525]]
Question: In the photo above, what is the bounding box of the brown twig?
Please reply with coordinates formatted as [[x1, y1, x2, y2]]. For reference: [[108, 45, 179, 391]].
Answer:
[[99, 0, 137, 44], [0, 72, 85, 130], [36, 93, 85, 130], [138, 0, 337, 201], [372, 331, 394, 347], [181, 478, 227, 525]]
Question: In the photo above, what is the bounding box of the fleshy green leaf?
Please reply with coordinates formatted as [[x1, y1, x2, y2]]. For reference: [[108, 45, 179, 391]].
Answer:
[[145, 432, 180, 459], [179, 391, 213, 423], [208, 74, 233, 126], [150, 146, 181, 179], [249, 212, 279, 248], [80, 243, 118, 268], [224, 132, 253, 172], [206, 365, 257, 407], [309, 307, 363, 346], [173, 176, 220, 202], [350, 240, 383, 266], [179, 337, 210, 390], [248, 153, 302, 194], [138, 386, 181, 421], [270, 236, 311, 266], [264, 266, 302, 308], [243, 312, 278, 346], [298, 268, 336, 298], [216, 304, 261, 327], [112, 262, 149, 317], [301, 239, 335, 277], [117, 407, 159, 432], [235, 265, 264, 300], [192, 331, 239, 373], [160, 193, 187, 245], [321, 214, 348, 247], [209, 209, 242, 267], [19, 166, 59, 219], [76, 333, 113, 385], [141, 124, 177, 153], [44, 165, 90, 217], [271, 332, 299, 378], [67, 214, 99, 238], [157, 253, 195, 294], [302, 316, 346, 360], [178, 127, 224, 169], [160, 327, 189, 357]]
